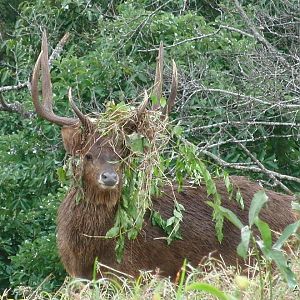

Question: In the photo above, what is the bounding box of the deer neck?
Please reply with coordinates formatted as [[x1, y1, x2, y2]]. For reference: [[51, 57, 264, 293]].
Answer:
[[74, 180, 120, 209]]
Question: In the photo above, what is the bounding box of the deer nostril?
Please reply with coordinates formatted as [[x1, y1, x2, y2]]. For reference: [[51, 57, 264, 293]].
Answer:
[[100, 172, 118, 187]]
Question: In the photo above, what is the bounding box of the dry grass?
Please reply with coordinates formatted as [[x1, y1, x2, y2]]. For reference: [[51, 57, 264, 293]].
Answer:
[[5, 246, 299, 300]]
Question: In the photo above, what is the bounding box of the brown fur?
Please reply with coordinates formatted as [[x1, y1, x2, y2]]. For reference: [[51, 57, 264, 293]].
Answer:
[[57, 127, 295, 280]]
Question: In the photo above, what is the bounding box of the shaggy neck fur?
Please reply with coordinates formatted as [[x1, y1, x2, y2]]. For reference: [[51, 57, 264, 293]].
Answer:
[[83, 182, 121, 209], [66, 185, 119, 231]]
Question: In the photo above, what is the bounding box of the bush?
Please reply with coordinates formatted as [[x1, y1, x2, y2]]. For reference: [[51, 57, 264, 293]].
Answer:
[[10, 233, 66, 292]]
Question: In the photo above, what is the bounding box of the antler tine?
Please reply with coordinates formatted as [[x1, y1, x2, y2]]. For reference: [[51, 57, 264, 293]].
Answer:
[[137, 89, 149, 118], [31, 31, 78, 126], [68, 88, 92, 129], [31, 51, 44, 114], [41, 31, 53, 113], [162, 60, 178, 116], [151, 41, 164, 110]]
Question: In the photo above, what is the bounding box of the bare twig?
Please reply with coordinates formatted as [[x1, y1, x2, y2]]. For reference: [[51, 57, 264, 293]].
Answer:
[[138, 23, 258, 53], [138, 29, 221, 52], [234, 0, 289, 66], [125, 0, 174, 55], [198, 133, 300, 150], [186, 87, 300, 109], [225, 130, 293, 194], [201, 149, 300, 185], [49, 32, 70, 65], [219, 24, 254, 38], [234, 0, 277, 51], [188, 121, 300, 132], [0, 94, 34, 118], [0, 82, 29, 93]]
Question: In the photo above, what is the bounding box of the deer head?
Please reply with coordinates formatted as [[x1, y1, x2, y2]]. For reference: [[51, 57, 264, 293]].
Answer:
[[31, 32, 177, 205]]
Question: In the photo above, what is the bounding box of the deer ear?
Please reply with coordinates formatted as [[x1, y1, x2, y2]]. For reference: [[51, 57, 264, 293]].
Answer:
[[61, 125, 82, 155]]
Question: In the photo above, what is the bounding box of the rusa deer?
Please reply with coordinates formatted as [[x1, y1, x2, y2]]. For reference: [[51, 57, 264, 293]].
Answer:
[[31, 32, 296, 280]]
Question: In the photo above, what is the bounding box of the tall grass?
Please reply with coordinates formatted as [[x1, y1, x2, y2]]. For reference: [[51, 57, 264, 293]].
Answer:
[[6, 245, 299, 300]]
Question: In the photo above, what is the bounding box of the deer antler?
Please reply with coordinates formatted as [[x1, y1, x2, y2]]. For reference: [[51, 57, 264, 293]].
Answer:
[[151, 42, 178, 116], [151, 42, 164, 110], [162, 59, 178, 116], [31, 31, 84, 127], [136, 89, 149, 118], [68, 88, 93, 129]]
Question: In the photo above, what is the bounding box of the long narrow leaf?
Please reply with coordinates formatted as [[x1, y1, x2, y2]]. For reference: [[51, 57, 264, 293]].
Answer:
[[185, 282, 236, 300], [249, 191, 268, 226], [176, 259, 187, 299], [273, 220, 300, 250], [291, 200, 300, 213], [255, 218, 272, 250], [219, 206, 244, 230], [268, 249, 298, 289], [237, 226, 251, 259]]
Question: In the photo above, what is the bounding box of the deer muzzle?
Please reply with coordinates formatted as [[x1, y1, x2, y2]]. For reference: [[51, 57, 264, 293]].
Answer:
[[98, 171, 119, 189]]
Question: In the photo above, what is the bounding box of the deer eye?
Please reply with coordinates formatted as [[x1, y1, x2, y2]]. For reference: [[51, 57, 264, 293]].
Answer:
[[85, 153, 93, 161]]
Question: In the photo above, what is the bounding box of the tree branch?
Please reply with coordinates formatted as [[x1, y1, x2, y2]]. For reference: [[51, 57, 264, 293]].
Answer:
[[198, 134, 300, 150], [138, 23, 257, 53], [201, 149, 300, 186], [234, 0, 289, 66], [0, 94, 34, 118], [219, 24, 254, 38], [138, 29, 221, 52], [125, 0, 174, 55], [225, 130, 293, 194], [0, 82, 29, 93], [49, 32, 70, 65], [188, 120, 300, 133], [186, 87, 300, 109]]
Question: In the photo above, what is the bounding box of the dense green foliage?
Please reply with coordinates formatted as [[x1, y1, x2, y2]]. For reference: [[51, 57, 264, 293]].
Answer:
[[0, 0, 299, 293], [0, 0, 23, 36]]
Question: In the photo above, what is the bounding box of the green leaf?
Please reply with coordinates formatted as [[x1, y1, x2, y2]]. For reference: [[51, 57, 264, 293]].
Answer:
[[237, 226, 251, 259], [127, 228, 139, 240], [176, 259, 187, 299], [92, 257, 98, 280], [1, 69, 9, 84], [206, 201, 224, 242], [150, 95, 158, 106], [255, 218, 272, 250], [219, 206, 244, 229], [236, 189, 244, 209], [160, 97, 167, 108], [185, 282, 236, 300], [166, 216, 176, 227], [151, 211, 165, 228], [267, 249, 298, 289], [56, 167, 67, 184], [127, 133, 144, 153], [273, 220, 300, 250], [137, 72, 148, 83], [172, 125, 183, 137], [223, 173, 233, 197], [105, 226, 119, 238], [248, 191, 268, 227], [291, 201, 300, 214], [115, 235, 125, 263]]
